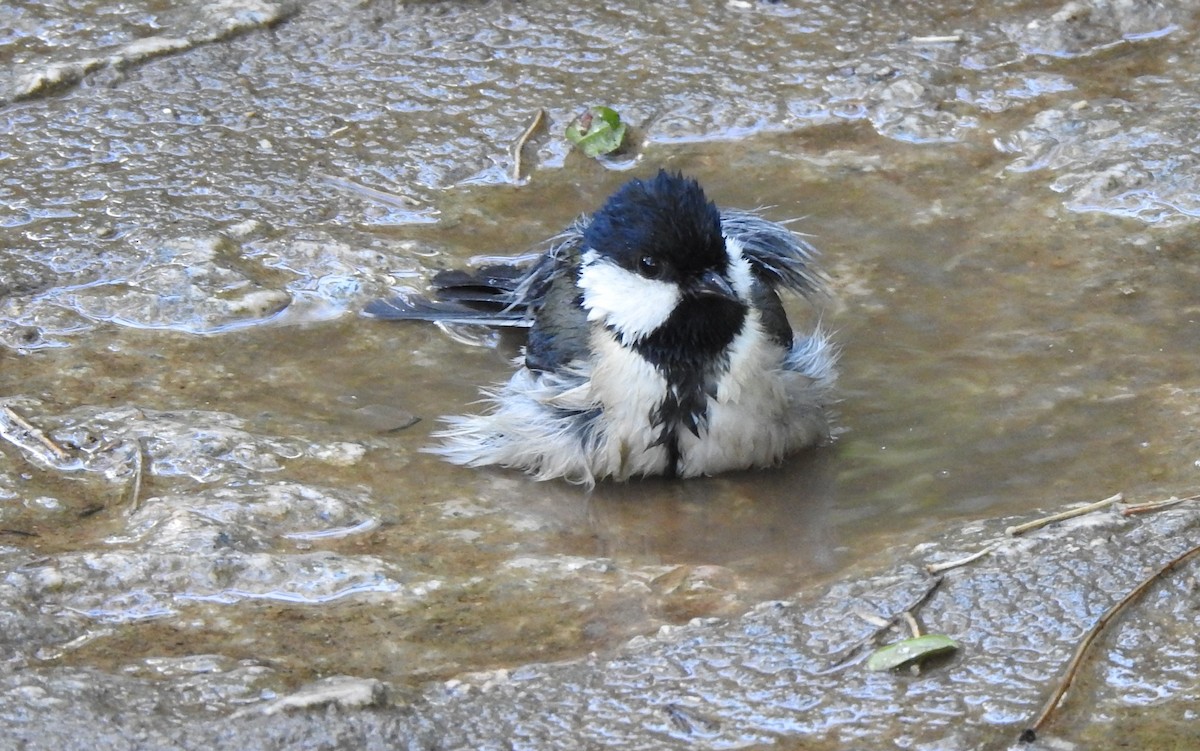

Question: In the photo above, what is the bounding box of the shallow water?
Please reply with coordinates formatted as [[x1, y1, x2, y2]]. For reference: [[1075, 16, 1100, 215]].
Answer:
[[3, 0, 1200, 743], [4, 135, 1195, 688]]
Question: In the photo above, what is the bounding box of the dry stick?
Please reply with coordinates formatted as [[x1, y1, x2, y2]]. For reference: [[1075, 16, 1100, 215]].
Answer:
[[126, 438, 146, 513], [1121, 494, 1199, 516], [851, 608, 891, 628], [1020, 541, 1200, 744], [1005, 493, 1123, 537], [932, 491, 1191, 575], [0, 405, 72, 466], [901, 611, 926, 675], [909, 34, 963, 44], [316, 173, 425, 209], [511, 108, 546, 183], [926, 542, 999, 574], [820, 575, 944, 673]]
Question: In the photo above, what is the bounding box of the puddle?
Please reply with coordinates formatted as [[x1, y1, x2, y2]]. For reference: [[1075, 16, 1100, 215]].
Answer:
[[5, 134, 1197, 691]]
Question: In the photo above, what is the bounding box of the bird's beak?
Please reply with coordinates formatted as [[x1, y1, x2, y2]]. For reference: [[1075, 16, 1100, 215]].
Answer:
[[692, 270, 738, 302]]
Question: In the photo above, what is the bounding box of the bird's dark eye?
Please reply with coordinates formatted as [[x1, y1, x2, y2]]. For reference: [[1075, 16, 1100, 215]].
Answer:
[[637, 254, 661, 278]]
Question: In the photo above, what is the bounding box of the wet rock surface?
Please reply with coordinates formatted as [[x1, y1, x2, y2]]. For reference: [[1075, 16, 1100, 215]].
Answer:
[[3, 505, 1198, 749], [5, 0, 1200, 348], [4, 0, 1200, 748]]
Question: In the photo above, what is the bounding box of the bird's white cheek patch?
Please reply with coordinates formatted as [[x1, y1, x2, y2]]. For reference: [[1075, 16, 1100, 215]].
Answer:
[[577, 252, 680, 343]]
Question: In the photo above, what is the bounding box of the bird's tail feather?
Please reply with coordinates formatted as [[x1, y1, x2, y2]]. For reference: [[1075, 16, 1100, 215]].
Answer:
[[363, 293, 532, 327]]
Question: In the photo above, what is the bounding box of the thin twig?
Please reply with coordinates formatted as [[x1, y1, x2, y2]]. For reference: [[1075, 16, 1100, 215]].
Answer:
[[891, 576, 943, 624], [662, 702, 720, 734], [126, 438, 146, 513], [316, 173, 425, 209], [926, 542, 999, 574], [821, 576, 944, 672], [511, 108, 546, 183], [1121, 494, 1198, 516], [0, 405, 74, 467], [901, 611, 926, 675], [1020, 541, 1200, 743], [1006, 493, 1123, 537], [851, 608, 892, 628], [909, 34, 963, 44], [34, 626, 115, 661]]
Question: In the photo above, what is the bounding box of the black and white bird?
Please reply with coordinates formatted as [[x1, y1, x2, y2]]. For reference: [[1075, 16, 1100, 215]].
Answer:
[[366, 170, 837, 486]]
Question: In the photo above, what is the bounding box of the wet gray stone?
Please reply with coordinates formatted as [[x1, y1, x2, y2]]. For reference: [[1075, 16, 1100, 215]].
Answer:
[[1, 506, 1197, 749], [1, 0, 298, 104], [4, 0, 1200, 345]]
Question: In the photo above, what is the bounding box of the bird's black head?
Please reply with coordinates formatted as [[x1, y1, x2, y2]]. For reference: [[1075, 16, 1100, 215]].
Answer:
[[582, 170, 728, 287], [577, 171, 750, 406], [577, 171, 748, 347]]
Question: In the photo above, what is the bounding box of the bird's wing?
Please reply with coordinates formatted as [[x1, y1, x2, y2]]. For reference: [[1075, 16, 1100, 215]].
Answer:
[[363, 227, 581, 327], [523, 244, 591, 372], [365, 224, 595, 375], [721, 211, 826, 300], [748, 278, 795, 350]]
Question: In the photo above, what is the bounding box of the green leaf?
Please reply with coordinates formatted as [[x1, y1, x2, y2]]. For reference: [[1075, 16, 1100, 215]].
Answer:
[[866, 634, 958, 671], [566, 106, 627, 158]]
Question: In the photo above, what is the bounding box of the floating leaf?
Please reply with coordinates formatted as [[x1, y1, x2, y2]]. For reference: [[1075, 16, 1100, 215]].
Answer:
[[866, 634, 958, 671], [565, 106, 627, 158]]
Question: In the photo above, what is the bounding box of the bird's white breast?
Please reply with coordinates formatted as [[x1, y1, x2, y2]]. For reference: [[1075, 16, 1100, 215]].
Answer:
[[583, 316, 817, 479], [584, 328, 672, 478], [676, 312, 800, 476]]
